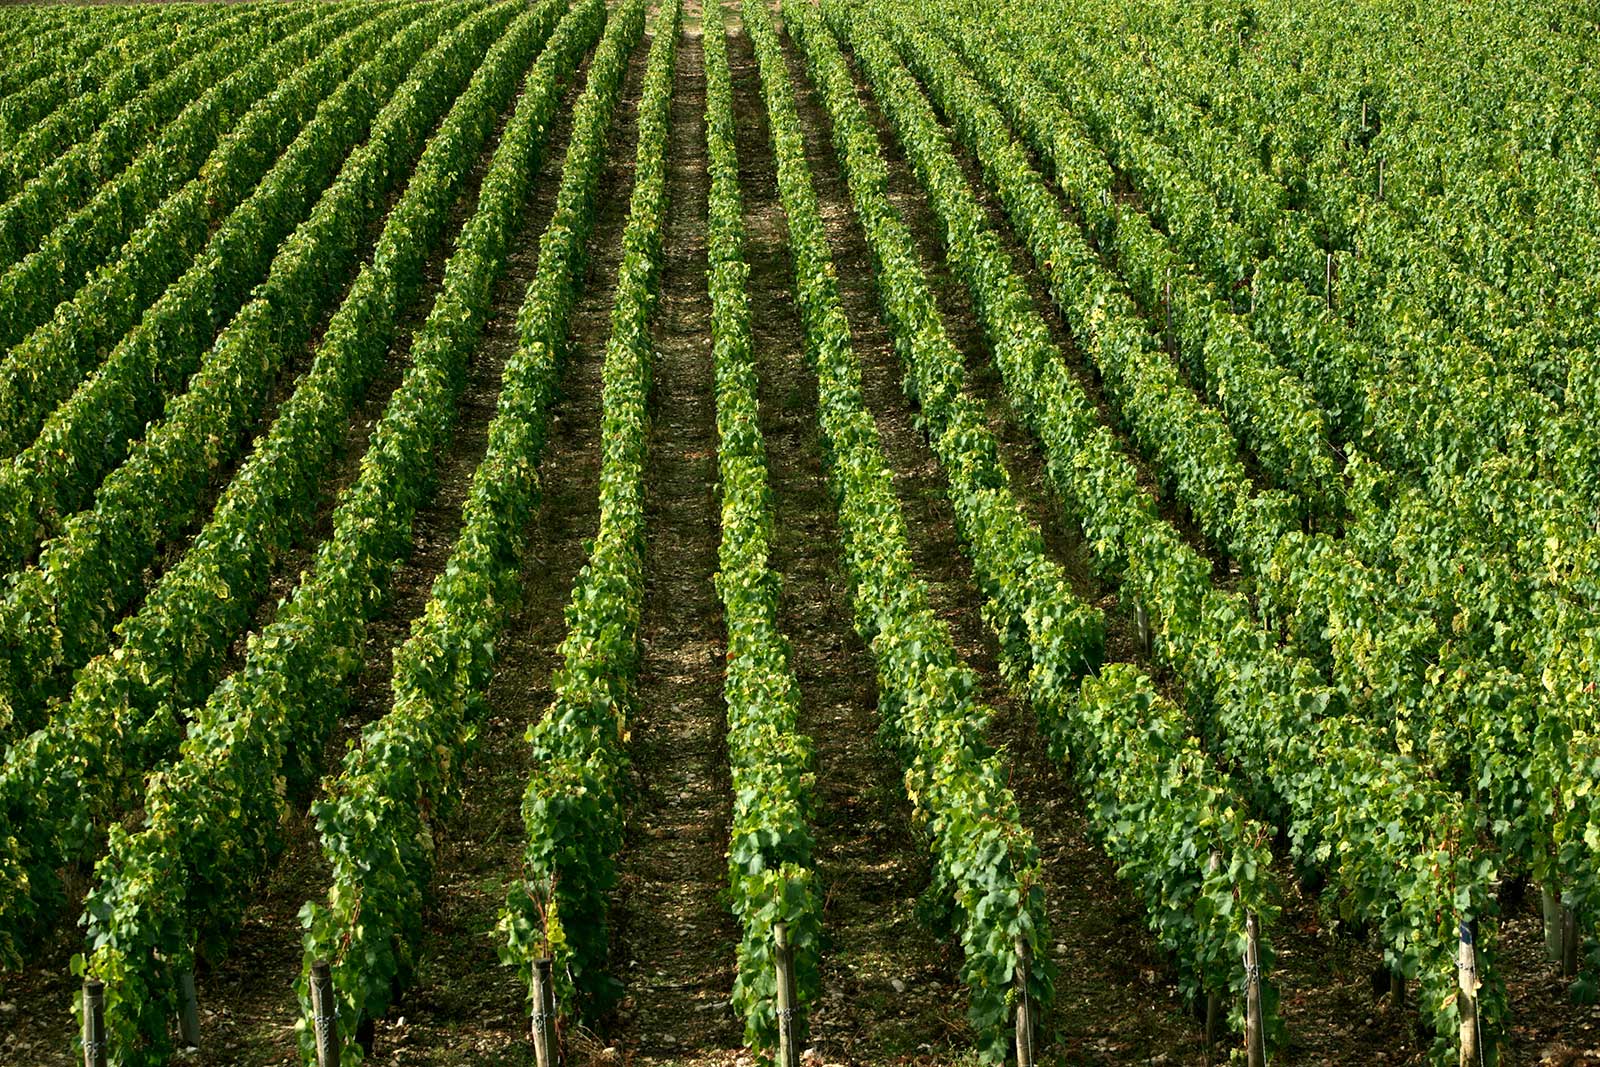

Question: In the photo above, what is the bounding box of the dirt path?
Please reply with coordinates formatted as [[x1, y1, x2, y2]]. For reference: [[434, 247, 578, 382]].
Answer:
[[597, 11, 748, 1063], [720, 9, 969, 1062]]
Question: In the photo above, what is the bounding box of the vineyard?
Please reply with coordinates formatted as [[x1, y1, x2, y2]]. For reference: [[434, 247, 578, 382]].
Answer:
[[0, 0, 1597, 1064]]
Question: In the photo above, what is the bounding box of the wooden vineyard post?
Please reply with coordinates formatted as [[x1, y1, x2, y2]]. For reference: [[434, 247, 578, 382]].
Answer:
[[1458, 919, 1482, 1067], [1562, 904, 1580, 978], [1243, 913, 1265, 1067], [1134, 599, 1151, 657], [82, 979, 108, 1067], [1162, 276, 1174, 354], [310, 959, 340, 1067], [774, 922, 800, 1067], [1204, 992, 1221, 1061], [1204, 851, 1223, 1058], [531, 957, 558, 1067], [1377, 156, 1386, 201], [1014, 937, 1035, 1067], [1543, 885, 1564, 962], [177, 969, 202, 1049]]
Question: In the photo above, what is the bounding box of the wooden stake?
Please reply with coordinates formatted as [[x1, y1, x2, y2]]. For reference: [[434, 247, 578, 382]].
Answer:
[[1361, 100, 1367, 131], [1014, 937, 1035, 1067], [532, 957, 558, 1067], [775, 923, 800, 1067], [177, 969, 201, 1049], [310, 960, 339, 1067], [1244, 914, 1265, 1067], [82, 979, 108, 1067], [1325, 252, 1335, 307], [1458, 919, 1481, 1067], [1163, 277, 1173, 354], [1134, 599, 1151, 657], [1377, 157, 1385, 201], [1204, 850, 1223, 1058], [1204, 993, 1221, 1062], [1543, 885, 1563, 962], [1562, 903, 1580, 978]]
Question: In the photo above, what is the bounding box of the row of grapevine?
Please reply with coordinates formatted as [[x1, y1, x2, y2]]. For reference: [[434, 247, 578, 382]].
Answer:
[[872, 7, 1502, 1058], [751, 0, 1048, 1056], [0, 0, 472, 571], [0, 0, 505, 737], [296, 0, 641, 1054], [0, 3, 380, 361], [986, 9, 1369, 441], [914, 5, 1471, 788], [0, 5, 180, 141], [0, 7, 235, 203], [0, 4, 305, 274], [980, 0, 1600, 964], [70, 5, 599, 1060], [1086, 0, 1600, 996], [0, 5, 159, 89], [702, 1, 822, 1051], [1257, 2, 1595, 393], [984, 0, 1537, 481], [0, 0, 512, 966], [497, 0, 678, 1016], [1024, 0, 1594, 533], [820, 1, 1283, 1041], [910, 0, 1523, 846], [0, 2, 398, 438]]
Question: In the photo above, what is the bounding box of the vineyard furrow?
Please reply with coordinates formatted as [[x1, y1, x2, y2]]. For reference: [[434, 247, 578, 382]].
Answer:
[[601, 6, 749, 1053]]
